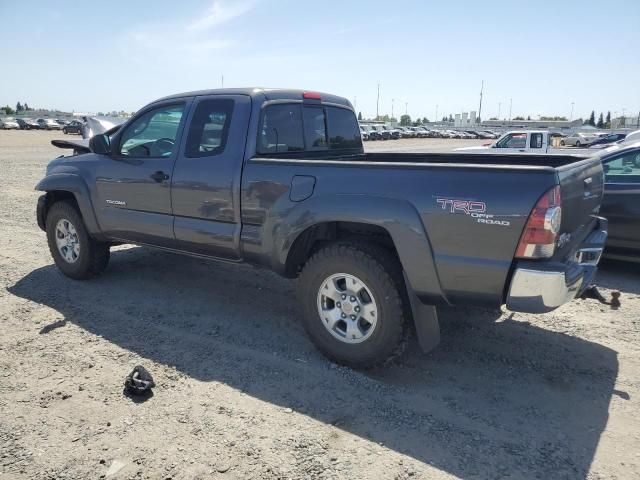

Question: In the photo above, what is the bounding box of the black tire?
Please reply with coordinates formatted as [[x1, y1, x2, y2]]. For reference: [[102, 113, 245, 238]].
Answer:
[[575, 141, 581, 147], [63, 128, 68, 134], [45, 201, 110, 280], [298, 242, 407, 368], [560, 140, 565, 146]]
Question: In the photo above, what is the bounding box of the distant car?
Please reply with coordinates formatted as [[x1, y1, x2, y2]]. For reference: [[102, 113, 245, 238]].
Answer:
[[380, 125, 401, 139], [63, 120, 84, 135], [409, 126, 430, 138], [561, 132, 599, 147], [396, 126, 416, 138], [588, 133, 627, 148], [360, 124, 381, 140], [37, 118, 62, 130], [369, 125, 391, 140], [56, 119, 70, 126], [0, 118, 20, 129]]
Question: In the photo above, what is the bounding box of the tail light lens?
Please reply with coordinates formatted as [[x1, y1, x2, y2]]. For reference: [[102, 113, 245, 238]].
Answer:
[[515, 186, 562, 259]]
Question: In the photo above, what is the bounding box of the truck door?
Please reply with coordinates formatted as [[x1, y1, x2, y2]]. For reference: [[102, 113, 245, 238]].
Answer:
[[600, 150, 640, 255], [94, 100, 191, 247], [171, 94, 252, 259]]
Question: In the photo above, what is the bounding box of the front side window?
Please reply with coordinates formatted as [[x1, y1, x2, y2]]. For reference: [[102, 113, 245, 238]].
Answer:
[[185, 98, 233, 157], [496, 133, 526, 148], [119, 104, 184, 157], [604, 151, 640, 182]]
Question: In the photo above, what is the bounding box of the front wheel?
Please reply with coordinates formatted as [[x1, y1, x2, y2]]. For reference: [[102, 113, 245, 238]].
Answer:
[[46, 201, 110, 280], [575, 141, 581, 147], [298, 242, 407, 368]]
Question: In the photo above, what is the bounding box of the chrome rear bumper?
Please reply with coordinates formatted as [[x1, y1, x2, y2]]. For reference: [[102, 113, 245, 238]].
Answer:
[[506, 219, 607, 313]]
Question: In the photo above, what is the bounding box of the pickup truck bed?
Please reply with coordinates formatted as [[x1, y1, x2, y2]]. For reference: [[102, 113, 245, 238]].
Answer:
[[35, 88, 608, 368]]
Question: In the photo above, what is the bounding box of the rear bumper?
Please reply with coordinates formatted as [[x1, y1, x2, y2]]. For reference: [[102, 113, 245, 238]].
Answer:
[[506, 217, 607, 313]]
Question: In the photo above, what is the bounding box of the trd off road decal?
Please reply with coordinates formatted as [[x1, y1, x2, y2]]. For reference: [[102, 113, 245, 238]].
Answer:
[[436, 197, 510, 226]]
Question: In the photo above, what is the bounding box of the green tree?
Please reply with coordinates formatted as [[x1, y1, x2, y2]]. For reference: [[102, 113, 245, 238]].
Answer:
[[422, 117, 429, 124], [2, 105, 15, 115], [448, 114, 454, 122], [596, 112, 604, 129], [526, 115, 531, 120], [23, 103, 30, 111], [399, 114, 411, 126], [587, 110, 595, 126], [442, 116, 448, 122], [16, 102, 23, 112], [513, 116, 525, 120], [357, 111, 362, 121], [605, 111, 611, 129]]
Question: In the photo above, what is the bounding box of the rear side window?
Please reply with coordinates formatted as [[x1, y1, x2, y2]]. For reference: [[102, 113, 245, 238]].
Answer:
[[530, 133, 543, 148], [257, 104, 304, 154], [327, 107, 362, 150], [185, 98, 233, 157]]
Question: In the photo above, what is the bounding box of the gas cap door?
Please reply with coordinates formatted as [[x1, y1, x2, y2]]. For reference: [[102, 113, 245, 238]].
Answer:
[[290, 175, 316, 202]]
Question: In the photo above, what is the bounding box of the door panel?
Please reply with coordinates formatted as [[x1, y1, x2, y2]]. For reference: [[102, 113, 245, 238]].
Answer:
[[94, 100, 190, 246], [171, 94, 252, 259]]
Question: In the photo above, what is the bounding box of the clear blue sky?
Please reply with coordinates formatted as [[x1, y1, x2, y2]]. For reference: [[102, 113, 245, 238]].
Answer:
[[1, 0, 638, 121]]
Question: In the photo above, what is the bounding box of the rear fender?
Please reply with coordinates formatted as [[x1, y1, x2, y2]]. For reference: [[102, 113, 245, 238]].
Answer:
[[274, 194, 449, 306]]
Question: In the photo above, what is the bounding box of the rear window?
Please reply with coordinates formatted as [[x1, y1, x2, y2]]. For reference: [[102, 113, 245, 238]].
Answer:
[[257, 104, 361, 155], [257, 104, 304, 154]]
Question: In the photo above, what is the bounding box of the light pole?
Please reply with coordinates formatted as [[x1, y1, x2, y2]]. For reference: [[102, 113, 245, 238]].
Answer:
[[221, 74, 224, 88], [570, 102, 574, 121], [376, 83, 380, 120], [391, 98, 395, 120], [498, 102, 501, 120], [435, 104, 438, 122], [405, 102, 408, 116], [508, 98, 512, 123]]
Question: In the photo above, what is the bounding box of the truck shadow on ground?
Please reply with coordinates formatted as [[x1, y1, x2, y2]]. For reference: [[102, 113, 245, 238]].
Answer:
[[9, 246, 619, 479]]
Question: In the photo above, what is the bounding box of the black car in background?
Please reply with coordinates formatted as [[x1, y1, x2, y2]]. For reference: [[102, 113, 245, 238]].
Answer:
[[589, 133, 627, 148], [63, 120, 84, 135], [16, 118, 42, 130], [599, 143, 640, 261]]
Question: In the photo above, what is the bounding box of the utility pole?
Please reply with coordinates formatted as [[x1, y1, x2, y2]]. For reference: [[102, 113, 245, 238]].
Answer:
[[435, 104, 438, 122], [498, 102, 501, 120], [570, 102, 574, 121], [391, 98, 394, 119], [221, 74, 224, 88], [405, 102, 408, 116], [376, 83, 380, 120], [477, 80, 484, 124], [508, 98, 512, 123]]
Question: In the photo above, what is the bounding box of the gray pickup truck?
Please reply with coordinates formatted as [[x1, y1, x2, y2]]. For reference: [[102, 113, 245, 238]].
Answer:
[[36, 88, 608, 368]]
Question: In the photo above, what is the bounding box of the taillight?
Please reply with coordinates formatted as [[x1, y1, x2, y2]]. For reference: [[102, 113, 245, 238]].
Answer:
[[303, 91, 322, 100], [515, 186, 562, 259]]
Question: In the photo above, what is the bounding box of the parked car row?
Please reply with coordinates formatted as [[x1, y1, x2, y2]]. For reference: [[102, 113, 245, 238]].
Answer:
[[358, 123, 501, 141], [0, 117, 81, 131]]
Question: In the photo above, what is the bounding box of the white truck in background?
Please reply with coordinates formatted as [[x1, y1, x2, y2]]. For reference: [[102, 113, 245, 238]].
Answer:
[[456, 131, 595, 155]]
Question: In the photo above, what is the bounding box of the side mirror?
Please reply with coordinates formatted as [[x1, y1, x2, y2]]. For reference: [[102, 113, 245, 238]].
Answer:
[[89, 133, 111, 155]]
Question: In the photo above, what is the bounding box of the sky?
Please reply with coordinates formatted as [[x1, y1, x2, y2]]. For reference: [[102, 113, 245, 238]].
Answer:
[[1, 0, 638, 121]]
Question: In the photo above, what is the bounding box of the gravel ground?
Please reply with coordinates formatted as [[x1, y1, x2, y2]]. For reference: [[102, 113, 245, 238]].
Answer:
[[1, 130, 639, 480]]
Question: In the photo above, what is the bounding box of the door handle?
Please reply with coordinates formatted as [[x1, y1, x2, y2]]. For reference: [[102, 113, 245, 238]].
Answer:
[[150, 171, 169, 182]]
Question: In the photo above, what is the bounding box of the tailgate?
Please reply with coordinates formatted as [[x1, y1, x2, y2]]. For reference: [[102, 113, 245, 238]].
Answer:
[[555, 157, 604, 257]]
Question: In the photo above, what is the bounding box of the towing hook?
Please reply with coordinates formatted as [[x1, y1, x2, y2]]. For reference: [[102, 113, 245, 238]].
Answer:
[[580, 285, 621, 309]]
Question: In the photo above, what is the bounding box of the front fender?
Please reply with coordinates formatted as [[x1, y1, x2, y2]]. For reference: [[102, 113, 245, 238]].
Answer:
[[272, 194, 449, 306], [35, 173, 103, 239]]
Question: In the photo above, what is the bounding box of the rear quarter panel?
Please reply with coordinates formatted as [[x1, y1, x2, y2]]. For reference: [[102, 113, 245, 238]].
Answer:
[[240, 160, 557, 308]]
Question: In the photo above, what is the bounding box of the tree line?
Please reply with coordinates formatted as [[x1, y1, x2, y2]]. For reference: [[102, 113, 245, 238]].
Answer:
[[2, 102, 35, 115]]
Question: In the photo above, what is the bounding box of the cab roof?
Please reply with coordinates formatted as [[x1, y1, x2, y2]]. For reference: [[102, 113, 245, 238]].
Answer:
[[155, 88, 353, 108]]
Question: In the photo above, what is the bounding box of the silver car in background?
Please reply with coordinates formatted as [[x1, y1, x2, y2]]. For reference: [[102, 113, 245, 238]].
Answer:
[[561, 132, 600, 147]]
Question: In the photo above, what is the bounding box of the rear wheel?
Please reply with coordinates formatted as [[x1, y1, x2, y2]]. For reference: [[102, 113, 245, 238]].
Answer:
[[298, 242, 407, 368], [575, 140, 581, 147], [46, 201, 110, 280], [560, 140, 565, 146]]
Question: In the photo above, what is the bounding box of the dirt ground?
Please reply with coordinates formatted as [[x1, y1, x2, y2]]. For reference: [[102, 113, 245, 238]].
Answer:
[[1, 130, 639, 480]]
